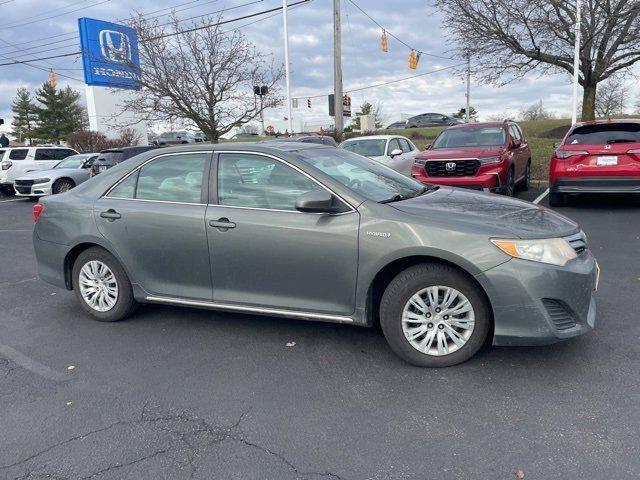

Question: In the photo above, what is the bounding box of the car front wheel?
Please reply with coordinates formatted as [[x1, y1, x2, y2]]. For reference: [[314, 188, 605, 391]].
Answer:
[[379, 263, 490, 367], [72, 247, 137, 322]]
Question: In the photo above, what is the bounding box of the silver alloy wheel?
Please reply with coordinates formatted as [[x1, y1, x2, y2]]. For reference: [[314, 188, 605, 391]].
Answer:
[[401, 285, 475, 356], [78, 260, 118, 312]]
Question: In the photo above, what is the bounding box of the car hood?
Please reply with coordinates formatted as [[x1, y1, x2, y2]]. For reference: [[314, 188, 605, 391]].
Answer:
[[417, 146, 502, 159], [17, 168, 78, 179], [392, 187, 579, 239]]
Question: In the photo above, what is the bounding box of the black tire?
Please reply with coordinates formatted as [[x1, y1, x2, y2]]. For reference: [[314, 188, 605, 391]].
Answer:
[[503, 167, 515, 196], [516, 161, 531, 192], [52, 178, 75, 194], [72, 247, 138, 322], [29, 196, 41, 201], [549, 192, 567, 207], [379, 263, 491, 367]]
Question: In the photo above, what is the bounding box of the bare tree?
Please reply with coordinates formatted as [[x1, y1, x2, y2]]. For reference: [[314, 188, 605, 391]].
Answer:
[[122, 14, 283, 143], [434, 0, 640, 120], [595, 76, 628, 117], [519, 100, 554, 121]]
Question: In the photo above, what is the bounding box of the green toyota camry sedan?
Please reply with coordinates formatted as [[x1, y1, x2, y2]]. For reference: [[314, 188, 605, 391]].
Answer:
[[32, 142, 598, 367]]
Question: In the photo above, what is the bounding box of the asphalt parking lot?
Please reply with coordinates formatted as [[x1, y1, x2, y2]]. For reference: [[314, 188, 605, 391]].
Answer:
[[1, 189, 639, 480]]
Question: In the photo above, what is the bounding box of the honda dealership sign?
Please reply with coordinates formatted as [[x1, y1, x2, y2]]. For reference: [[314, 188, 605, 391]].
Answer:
[[78, 17, 141, 90]]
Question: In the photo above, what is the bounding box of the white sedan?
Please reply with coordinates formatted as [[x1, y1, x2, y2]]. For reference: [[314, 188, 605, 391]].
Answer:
[[339, 135, 420, 177]]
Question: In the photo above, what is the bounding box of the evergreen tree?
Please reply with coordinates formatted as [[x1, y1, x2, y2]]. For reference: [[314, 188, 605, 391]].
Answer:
[[10, 87, 37, 145], [352, 101, 384, 130], [32, 83, 84, 143], [452, 106, 478, 120]]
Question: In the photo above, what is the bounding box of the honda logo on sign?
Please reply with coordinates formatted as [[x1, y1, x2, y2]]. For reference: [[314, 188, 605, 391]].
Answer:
[[99, 30, 131, 63], [445, 162, 457, 172]]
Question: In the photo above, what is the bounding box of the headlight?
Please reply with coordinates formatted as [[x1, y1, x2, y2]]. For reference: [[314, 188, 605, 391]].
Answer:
[[478, 156, 501, 164], [32, 178, 51, 184], [491, 238, 577, 266]]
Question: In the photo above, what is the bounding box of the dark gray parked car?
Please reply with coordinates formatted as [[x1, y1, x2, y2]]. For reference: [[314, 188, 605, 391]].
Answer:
[[406, 113, 463, 128], [32, 143, 598, 367]]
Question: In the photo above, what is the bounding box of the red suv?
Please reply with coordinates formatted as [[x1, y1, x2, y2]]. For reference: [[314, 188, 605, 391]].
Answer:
[[412, 121, 531, 196], [549, 119, 640, 206]]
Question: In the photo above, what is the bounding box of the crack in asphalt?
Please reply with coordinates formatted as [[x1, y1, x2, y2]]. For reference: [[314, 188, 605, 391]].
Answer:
[[1, 404, 346, 480]]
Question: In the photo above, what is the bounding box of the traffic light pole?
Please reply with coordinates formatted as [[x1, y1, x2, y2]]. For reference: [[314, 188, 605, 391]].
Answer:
[[465, 55, 471, 123], [333, 0, 343, 136]]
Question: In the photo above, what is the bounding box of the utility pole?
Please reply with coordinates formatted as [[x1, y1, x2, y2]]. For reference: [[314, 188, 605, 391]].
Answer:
[[283, 0, 293, 133], [571, 0, 582, 125], [333, 0, 343, 136], [465, 55, 471, 123]]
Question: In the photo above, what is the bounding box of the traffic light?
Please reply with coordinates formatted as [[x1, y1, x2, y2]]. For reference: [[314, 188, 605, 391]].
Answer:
[[49, 70, 57, 88], [380, 29, 388, 53], [408, 50, 419, 69], [307, 97, 311, 108]]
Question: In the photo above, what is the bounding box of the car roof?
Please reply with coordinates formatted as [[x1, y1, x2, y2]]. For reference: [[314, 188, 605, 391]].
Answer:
[[153, 141, 333, 155], [342, 135, 398, 141], [573, 118, 640, 128], [445, 121, 508, 130]]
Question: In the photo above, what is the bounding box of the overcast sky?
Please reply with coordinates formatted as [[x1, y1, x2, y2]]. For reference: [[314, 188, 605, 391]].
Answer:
[[0, 0, 633, 133]]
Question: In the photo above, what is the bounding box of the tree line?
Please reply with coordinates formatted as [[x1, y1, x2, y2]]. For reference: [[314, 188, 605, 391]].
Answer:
[[11, 83, 85, 145]]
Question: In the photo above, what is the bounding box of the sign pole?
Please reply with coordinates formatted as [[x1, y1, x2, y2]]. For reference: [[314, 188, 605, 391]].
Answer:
[[571, 0, 582, 125], [283, 0, 293, 134], [333, 0, 343, 137]]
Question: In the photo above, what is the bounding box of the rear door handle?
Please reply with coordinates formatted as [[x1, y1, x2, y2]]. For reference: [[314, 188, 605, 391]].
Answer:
[[209, 218, 236, 230], [100, 209, 121, 221]]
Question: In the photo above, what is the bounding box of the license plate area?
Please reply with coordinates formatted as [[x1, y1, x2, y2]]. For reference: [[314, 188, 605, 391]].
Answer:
[[98, 165, 108, 172], [596, 155, 617, 166]]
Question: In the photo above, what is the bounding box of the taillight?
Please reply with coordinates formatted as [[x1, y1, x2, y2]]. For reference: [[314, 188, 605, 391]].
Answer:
[[33, 204, 44, 222], [1, 161, 12, 170], [554, 150, 589, 159]]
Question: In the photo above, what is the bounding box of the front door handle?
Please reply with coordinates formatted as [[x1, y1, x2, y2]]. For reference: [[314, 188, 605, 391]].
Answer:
[[209, 218, 236, 230], [100, 209, 121, 221]]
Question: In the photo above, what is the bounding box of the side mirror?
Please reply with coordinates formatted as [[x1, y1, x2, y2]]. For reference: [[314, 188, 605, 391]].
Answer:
[[295, 190, 345, 214], [390, 148, 403, 158], [553, 141, 562, 148], [511, 139, 522, 148], [424, 143, 431, 150]]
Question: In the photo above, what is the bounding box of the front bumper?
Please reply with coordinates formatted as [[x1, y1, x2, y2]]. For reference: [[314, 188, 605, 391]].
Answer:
[[476, 251, 598, 346], [412, 167, 502, 192], [551, 176, 640, 193], [15, 182, 53, 197]]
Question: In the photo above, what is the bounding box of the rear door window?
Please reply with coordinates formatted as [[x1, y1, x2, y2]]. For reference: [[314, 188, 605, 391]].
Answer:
[[135, 153, 207, 203], [35, 149, 65, 161], [565, 123, 640, 145], [9, 149, 28, 160]]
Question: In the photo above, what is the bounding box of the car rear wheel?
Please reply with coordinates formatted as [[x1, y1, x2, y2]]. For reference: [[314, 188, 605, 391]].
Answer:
[[379, 263, 490, 367], [52, 178, 75, 194], [72, 247, 138, 322], [503, 167, 515, 196], [549, 192, 567, 207]]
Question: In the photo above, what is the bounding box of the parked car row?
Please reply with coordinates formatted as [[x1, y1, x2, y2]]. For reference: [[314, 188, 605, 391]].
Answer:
[[384, 113, 464, 130]]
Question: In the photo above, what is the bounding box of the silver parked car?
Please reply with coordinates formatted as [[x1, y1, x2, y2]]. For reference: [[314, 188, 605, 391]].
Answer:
[[32, 143, 598, 367], [14, 153, 98, 198], [340, 135, 420, 177]]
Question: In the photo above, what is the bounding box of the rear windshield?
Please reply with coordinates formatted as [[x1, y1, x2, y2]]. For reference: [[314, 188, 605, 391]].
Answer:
[[566, 123, 640, 145], [432, 127, 506, 148], [98, 151, 124, 163]]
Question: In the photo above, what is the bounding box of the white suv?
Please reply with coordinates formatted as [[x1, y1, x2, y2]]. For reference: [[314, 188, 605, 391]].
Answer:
[[0, 146, 78, 192]]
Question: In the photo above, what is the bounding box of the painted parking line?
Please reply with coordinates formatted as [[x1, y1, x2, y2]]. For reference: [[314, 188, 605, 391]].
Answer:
[[0, 197, 28, 203], [533, 188, 549, 204], [0, 344, 71, 382]]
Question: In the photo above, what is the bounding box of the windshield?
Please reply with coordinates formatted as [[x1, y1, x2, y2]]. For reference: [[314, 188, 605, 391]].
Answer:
[[298, 148, 425, 202], [341, 139, 387, 157], [54, 155, 91, 169], [565, 123, 640, 145], [432, 127, 506, 148], [97, 151, 124, 163]]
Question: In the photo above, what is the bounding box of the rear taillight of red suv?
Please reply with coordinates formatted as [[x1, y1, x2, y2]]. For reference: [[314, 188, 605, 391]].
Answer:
[[33, 204, 44, 222], [554, 150, 589, 159], [1, 161, 12, 170]]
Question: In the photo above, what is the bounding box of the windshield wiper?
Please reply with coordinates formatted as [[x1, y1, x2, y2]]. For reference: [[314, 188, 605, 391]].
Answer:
[[379, 194, 406, 204]]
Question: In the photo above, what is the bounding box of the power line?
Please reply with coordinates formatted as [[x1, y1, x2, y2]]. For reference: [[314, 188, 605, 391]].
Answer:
[[347, 0, 458, 61], [294, 63, 467, 99], [1, 0, 112, 30], [0, 0, 314, 66]]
